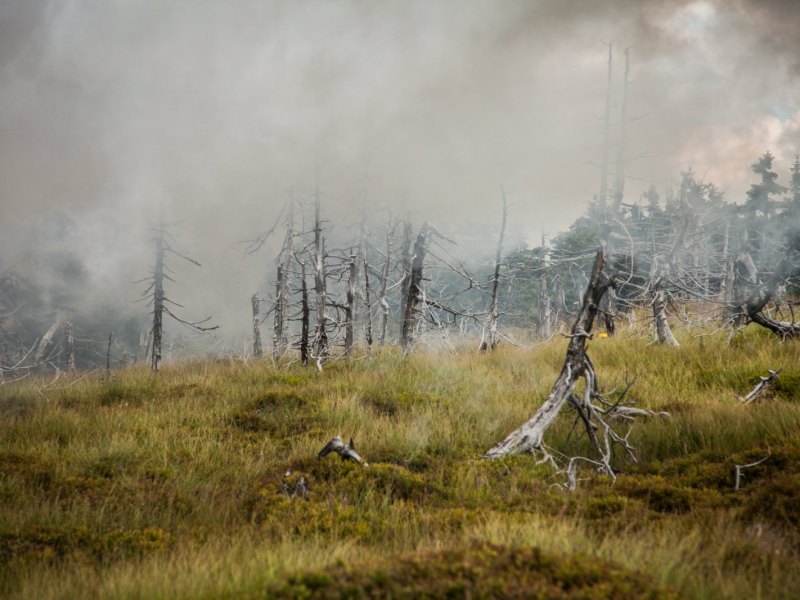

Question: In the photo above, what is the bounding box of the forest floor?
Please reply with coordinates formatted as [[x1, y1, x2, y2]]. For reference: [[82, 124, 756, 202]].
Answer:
[[1, 324, 799, 599]]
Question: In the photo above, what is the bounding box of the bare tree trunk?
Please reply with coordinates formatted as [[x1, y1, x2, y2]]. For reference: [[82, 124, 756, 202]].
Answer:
[[401, 224, 428, 351], [538, 276, 552, 339], [732, 249, 757, 326], [480, 190, 507, 352], [551, 273, 567, 329], [35, 315, 62, 365], [362, 255, 373, 349], [378, 221, 393, 346], [652, 281, 678, 346], [151, 225, 165, 371], [273, 265, 284, 360], [300, 261, 309, 365], [106, 331, 113, 379], [743, 257, 800, 338], [312, 188, 328, 369], [652, 216, 687, 346], [63, 320, 76, 371], [486, 249, 615, 458], [600, 288, 616, 336], [251, 294, 262, 358], [399, 220, 413, 326], [345, 255, 356, 355], [274, 201, 294, 358]]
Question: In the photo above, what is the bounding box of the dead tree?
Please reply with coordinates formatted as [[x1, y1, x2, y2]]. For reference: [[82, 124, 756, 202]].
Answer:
[[312, 187, 329, 370], [345, 255, 357, 355], [377, 220, 395, 345], [551, 273, 568, 330], [480, 190, 507, 352], [300, 261, 310, 365], [486, 249, 616, 460], [401, 224, 429, 351], [399, 220, 413, 325], [273, 200, 295, 358], [273, 265, 285, 360], [538, 276, 552, 339], [141, 222, 218, 372], [651, 216, 687, 347], [34, 315, 62, 365], [742, 257, 800, 339], [731, 248, 758, 326], [362, 255, 373, 348], [63, 320, 76, 371], [251, 294, 263, 358]]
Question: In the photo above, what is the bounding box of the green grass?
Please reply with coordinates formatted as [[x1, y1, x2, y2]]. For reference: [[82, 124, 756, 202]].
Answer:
[[1, 324, 799, 598]]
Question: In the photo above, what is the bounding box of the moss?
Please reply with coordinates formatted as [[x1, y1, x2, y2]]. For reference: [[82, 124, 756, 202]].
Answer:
[[85, 450, 140, 479], [618, 476, 722, 514], [268, 542, 674, 599], [0, 451, 55, 490], [230, 389, 318, 436], [0, 527, 174, 565], [341, 464, 442, 503]]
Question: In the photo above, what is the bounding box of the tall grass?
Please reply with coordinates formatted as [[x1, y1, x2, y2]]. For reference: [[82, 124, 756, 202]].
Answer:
[[1, 324, 798, 598]]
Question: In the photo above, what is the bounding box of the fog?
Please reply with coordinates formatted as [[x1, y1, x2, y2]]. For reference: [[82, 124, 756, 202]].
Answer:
[[1, 0, 798, 346]]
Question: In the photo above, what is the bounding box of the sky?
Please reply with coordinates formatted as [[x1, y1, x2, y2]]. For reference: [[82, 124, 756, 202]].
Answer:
[[1, 0, 799, 343]]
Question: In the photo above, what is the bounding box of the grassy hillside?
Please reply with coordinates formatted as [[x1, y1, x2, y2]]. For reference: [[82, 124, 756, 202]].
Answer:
[[1, 326, 799, 599]]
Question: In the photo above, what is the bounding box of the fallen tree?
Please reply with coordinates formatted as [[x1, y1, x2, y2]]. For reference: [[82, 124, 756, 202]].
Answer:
[[485, 248, 667, 484]]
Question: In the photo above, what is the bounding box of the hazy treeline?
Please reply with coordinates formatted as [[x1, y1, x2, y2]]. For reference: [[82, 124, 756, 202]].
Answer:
[[2, 147, 799, 377]]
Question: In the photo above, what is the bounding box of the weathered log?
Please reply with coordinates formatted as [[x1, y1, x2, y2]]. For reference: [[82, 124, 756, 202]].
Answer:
[[739, 370, 779, 404], [318, 436, 368, 466]]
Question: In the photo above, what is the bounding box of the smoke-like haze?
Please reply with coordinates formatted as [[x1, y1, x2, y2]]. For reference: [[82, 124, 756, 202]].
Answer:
[[1, 0, 798, 343]]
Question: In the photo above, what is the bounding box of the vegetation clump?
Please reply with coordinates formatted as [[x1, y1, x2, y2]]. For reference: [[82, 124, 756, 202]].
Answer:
[[268, 541, 674, 599]]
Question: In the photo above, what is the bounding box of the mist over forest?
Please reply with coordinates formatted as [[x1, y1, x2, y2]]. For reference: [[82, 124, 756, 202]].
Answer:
[[1, 0, 799, 369], [5, 3, 800, 598]]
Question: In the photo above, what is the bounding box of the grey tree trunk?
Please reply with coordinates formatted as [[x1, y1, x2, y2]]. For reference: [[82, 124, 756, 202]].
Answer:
[[401, 224, 428, 351], [362, 255, 373, 348], [251, 294, 262, 358], [151, 225, 165, 371], [345, 255, 356, 355], [35, 315, 62, 365], [273, 265, 284, 360], [378, 221, 394, 346], [538, 276, 552, 339], [651, 216, 687, 346], [312, 188, 328, 368], [300, 261, 309, 365], [63, 320, 76, 371]]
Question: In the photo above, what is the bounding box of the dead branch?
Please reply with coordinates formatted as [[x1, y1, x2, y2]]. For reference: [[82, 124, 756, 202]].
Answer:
[[739, 370, 780, 405], [318, 436, 368, 467]]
